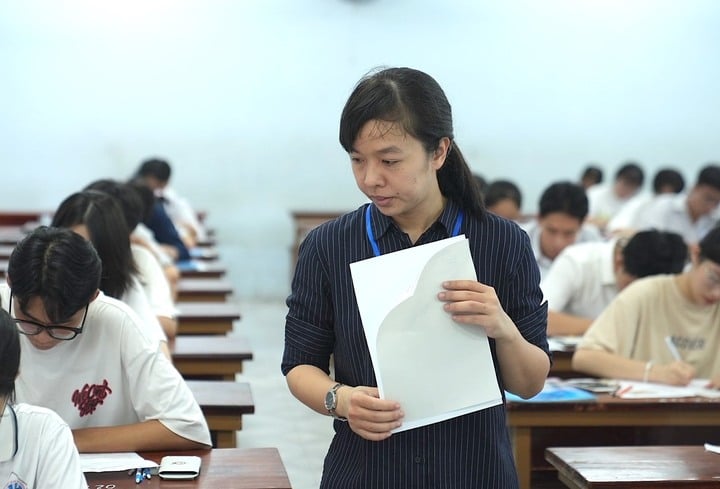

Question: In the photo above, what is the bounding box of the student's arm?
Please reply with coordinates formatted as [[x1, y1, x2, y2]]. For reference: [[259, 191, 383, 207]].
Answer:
[[72, 420, 207, 452], [572, 348, 696, 386], [440, 280, 549, 398], [158, 315, 178, 338], [286, 365, 403, 442], [547, 310, 593, 336]]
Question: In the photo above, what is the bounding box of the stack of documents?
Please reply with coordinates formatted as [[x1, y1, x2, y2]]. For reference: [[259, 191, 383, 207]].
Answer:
[[80, 452, 159, 473], [613, 379, 720, 399]]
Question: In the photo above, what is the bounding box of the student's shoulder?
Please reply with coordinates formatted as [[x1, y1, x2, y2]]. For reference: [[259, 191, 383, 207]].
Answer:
[[471, 211, 531, 241], [14, 403, 71, 431], [303, 206, 365, 244], [89, 292, 147, 329], [619, 274, 674, 299]]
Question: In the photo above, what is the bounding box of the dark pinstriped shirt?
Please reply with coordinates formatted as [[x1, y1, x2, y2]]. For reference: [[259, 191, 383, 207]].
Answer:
[[283, 200, 549, 489]]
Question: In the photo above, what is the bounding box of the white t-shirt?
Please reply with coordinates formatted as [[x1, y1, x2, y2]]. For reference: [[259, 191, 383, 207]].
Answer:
[[121, 275, 167, 343], [131, 244, 177, 320], [132, 224, 173, 266], [541, 240, 618, 319], [606, 193, 653, 232], [587, 184, 634, 222], [160, 186, 207, 242], [2, 284, 211, 447], [0, 403, 87, 489], [634, 193, 716, 244]]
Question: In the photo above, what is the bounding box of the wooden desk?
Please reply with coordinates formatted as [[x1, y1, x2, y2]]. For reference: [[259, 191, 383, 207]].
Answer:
[[546, 446, 720, 489], [0, 244, 13, 259], [177, 261, 227, 279], [0, 226, 25, 246], [290, 210, 344, 270], [189, 246, 220, 261], [177, 278, 233, 303], [0, 211, 43, 226], [176, 302, 241, 335], [170, 335, 253, 380], [187, 380, 254, 448], [85, 447, 292, 488], [507, 394, 720, 489]]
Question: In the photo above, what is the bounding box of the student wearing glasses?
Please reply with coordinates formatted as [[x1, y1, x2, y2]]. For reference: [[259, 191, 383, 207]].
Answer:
[[573, 226, 720, 386], [0, 308, 87, 488], [1, 226, 211, 452]]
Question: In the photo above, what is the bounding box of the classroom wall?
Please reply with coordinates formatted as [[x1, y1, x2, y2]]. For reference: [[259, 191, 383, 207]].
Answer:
[[1, 0, 719, 300]]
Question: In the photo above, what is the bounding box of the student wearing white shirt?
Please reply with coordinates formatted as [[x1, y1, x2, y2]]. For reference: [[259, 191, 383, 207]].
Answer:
[[4, 227, 211, 452], [520, 181, 602, 280], [0, 309, 87, 489], [542, 230, 687, 336], [586, 161, 644, 230]]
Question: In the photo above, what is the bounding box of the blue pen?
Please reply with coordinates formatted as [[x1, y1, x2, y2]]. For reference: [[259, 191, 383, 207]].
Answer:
[[143, 468, 152, 479], [135, 468, 143, 484]]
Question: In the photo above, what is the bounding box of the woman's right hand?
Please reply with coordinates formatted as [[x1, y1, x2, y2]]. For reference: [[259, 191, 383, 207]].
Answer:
[[339, 386, 404, 441], [652, 361, 696, 386]]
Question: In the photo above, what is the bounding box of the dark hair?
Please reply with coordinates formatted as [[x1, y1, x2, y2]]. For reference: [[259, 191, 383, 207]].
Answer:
[[127, 179, 156, 222], [484, 180, 522, 209], [696, 164, 720, 191], [0, 309, 20, 402], [622, 230, 687, 278], [581, 165, 603, 186], [51, 191, 137, 299], [84, 179, 146, 230], [652, 168, 685, 194], [538, 181, 589, 220], [473, 174, 488, 196], [339, 67, 485, 219], [615, 161, 644, 187], [8, 226, 101, 324], [699, 226, 720, 264], [136, 158, 172, 182]]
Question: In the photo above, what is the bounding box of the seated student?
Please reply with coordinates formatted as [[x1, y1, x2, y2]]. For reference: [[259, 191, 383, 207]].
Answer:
[[543, 230, 688, 336], [607, 168, 685, 234], [3, 227, 211, 452], [586, 161, 644, 230], [134, 158, 207, 247], [580, 164, 603, 190], [520, 181, 602, 279], [484, 179, 522, 221], [0, 309, 87, 488], [572, 226, 720, 386], [51, 191, 172, 354], [631, 164, 720, 246], [84, 179, 179, 338]]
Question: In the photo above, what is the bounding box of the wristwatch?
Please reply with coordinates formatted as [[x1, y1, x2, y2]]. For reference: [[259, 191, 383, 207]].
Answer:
[[324, 383, 347, 420]]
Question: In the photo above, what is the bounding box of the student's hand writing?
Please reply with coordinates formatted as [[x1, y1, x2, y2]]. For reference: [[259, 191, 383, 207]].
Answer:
[[340, 386, 404, 442], [706, 375, 720, 389], [652, 361, 696, 386], [438, 280, 517, 341]]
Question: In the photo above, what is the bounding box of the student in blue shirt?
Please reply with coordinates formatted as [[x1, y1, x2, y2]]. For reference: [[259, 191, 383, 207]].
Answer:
[[282, 67, 550, 489]]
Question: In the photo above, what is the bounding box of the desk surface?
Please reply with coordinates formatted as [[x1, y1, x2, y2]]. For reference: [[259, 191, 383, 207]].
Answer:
[[545, 446, 720, 489], [176, 302, 242, 321], [85, 447, 292, 488]]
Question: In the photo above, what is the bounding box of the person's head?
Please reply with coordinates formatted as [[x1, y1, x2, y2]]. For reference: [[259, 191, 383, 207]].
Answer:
[[580, 165, 603, 189], [537, 181, 589, 260], [484, 180, 522, 221], [84, 179, 146, 231], [612, 161, 644, 199], [135, 158, 172, 191], [652, 168, 685, 195], [614, 230, 687, 290], [686, 164, 720, 221], [51, 190, 137, 299], [0, 309, 20, 404], [473, 174, 488, 197], [339, 67, 485, 225], [7, 226, 101, 350], [686, 226, 720, 305]]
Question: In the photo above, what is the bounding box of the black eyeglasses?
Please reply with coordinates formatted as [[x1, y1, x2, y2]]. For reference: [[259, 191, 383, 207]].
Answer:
[[9, 293, 88, 341]]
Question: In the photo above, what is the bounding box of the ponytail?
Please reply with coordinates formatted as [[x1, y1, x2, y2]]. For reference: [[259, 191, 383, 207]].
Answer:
[[438, 142, 485, 220]]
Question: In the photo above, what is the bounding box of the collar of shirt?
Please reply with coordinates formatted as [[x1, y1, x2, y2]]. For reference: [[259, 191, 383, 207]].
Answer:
[[366, 199, 462, 241]]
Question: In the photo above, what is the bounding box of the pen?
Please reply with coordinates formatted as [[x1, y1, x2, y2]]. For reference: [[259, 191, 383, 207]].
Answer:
[[143, 468, 152, 479], [613, 385, 633, 397], [135, 468, 143, 484], [665, 336, 682, 361]]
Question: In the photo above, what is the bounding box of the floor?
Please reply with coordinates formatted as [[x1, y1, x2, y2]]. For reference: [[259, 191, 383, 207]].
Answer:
[[232, 298, 334, 489]]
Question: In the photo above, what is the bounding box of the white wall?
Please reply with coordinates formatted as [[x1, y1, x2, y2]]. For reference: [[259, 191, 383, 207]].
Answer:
[[1, 0, 719, 299]]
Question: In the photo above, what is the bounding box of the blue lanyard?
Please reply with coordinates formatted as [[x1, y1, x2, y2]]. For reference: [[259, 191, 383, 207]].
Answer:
[[365, 205, 464, 257]]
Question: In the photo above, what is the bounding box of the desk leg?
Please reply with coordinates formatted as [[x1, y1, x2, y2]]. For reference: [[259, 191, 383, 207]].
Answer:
[[215, 431, 237, 448], [511, 427, 531, 489]]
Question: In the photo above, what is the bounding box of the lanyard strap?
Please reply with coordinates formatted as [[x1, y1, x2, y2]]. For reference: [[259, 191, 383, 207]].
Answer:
[[365, 205, 464, 257]]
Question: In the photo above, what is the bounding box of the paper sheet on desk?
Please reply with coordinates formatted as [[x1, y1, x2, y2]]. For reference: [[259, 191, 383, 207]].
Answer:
[[80, 452, 158, 473], [350, 236, 502, 433], [614, 379, 720, 399]]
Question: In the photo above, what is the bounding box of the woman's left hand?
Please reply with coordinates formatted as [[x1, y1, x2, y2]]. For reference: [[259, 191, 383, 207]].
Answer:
[[438, 280, 518, 341]]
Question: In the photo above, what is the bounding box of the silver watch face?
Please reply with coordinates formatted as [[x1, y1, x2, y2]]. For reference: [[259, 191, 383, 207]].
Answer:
[[324, 390, 336, 411]]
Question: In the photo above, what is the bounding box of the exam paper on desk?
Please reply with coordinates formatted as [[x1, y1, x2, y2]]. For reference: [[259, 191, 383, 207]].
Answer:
[[350, 235, 502, 433], [614, 379, 720, 399], [79, 452, 158, 473]]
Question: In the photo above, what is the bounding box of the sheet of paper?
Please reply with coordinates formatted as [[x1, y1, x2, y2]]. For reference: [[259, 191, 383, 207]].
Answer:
[[350, 236, 502, 432], [704, 443, 720, 454], [80, 452, 159, 473], [614, 379, 720, 399]]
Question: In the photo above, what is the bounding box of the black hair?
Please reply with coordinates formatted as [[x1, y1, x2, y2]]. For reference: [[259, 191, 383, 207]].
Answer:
[[615, 161, 644, 188], [696, 164, 720, 192], [8, 226, 101, 324], [580, 165, 603, 187], [699, 226, 720, 264], [652, 168, 685, 194], [0, 309, 20, 402], [484, 180, 522, 209], [473, 174, 488, 196], [338, 67, 485, 219], [622, 230, 687, 278], [84, 179, 146, 230], [127, 179, 156, 222], [538, 181, 589, 220], [51, 191, 137, 299], [136, 158, 172, 182]]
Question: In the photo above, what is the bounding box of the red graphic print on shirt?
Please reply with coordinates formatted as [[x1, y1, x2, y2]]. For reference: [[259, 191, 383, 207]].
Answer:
[[72, 379, 113, 417]]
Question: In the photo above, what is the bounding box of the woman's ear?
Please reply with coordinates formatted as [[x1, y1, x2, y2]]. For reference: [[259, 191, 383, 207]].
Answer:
[[432, 137, 451, 170]]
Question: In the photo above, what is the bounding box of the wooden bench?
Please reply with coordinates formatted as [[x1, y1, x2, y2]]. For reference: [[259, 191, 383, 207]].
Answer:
[[176, 302, 241, 335], [177, 278, 233, 303], [170, 335, 253, 380], [187, 380, 254, 448]]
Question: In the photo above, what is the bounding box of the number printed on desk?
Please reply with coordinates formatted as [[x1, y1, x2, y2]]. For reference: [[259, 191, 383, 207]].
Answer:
[[93, 485, 116, 489]]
